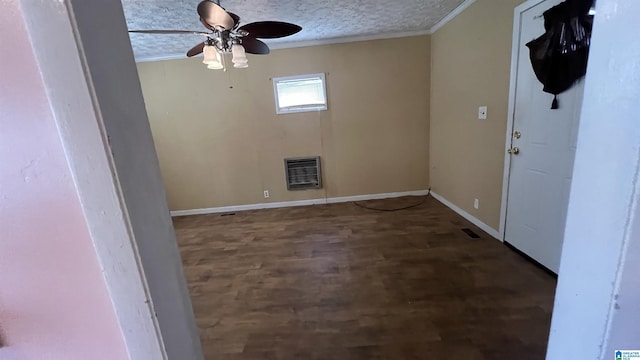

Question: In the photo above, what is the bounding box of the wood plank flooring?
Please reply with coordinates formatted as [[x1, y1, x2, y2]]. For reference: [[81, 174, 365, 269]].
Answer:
[[173, 196, 556, 359]]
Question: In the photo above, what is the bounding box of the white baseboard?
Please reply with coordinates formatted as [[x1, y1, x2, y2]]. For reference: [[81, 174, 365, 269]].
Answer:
[[170, 190, 430, 217], [170, 198, 326, 216], [325, 190, 430, 204], [430, 192, 502, 241]]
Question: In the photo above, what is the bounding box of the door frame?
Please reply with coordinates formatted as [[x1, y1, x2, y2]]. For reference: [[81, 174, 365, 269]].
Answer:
[[19, 0, 168, 357], [18, 0, 203, 358], [498, 0, 550, 241]]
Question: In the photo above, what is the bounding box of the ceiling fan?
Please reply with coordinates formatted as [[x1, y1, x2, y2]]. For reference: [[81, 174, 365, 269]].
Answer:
[[129, 0, 302, 69]]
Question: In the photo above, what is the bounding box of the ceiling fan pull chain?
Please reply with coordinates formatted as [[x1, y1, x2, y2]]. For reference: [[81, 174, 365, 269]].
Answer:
[[222, 52, 227, 72]]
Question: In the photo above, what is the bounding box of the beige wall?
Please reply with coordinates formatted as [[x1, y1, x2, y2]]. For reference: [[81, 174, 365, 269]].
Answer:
[[430, 0, 524, 230], [138, 36, 430, 211]]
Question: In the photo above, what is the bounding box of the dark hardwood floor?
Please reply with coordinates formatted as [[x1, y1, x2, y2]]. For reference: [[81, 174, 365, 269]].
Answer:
[[173, 196, 556, 359]]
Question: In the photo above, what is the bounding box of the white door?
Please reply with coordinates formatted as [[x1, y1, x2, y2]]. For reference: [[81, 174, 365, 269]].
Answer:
[[504, 0, 585, 273]]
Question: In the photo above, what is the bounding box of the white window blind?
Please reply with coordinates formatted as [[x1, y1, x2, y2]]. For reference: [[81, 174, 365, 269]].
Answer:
[[273, 73, 327, 114]]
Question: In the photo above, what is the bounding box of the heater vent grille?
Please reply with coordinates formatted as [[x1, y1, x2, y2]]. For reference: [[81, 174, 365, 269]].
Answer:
[[284, 157, 321, 190]]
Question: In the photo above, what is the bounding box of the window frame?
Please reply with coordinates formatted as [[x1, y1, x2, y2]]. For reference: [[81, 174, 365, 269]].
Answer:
[[272, 73, 328, 115]]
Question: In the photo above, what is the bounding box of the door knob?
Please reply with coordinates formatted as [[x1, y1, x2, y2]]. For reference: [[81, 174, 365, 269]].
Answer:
[[508, 147, 520, 155], [514, 131, 522, 139]]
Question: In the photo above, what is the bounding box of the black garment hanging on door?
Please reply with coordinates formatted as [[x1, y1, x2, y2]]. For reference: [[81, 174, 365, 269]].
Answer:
[[525, 0, 594, 109]]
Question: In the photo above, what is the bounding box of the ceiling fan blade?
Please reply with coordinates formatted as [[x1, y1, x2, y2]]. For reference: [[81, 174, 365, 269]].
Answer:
[[197, 1, 235, 30], [228, 12, 240, 28], [187, 42, 205, 57], [199, 17, 214, 30], [241, 36, 270, 55], [129, 30, 209, 35], [238, 21, 302, 39]]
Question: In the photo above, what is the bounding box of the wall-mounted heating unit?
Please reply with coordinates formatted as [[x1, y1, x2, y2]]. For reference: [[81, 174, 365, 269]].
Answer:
[[284, 156, 321, 190]]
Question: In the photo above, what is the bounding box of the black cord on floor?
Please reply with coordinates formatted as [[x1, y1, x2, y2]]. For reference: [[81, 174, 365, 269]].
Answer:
[[353, 188, 431, 212]]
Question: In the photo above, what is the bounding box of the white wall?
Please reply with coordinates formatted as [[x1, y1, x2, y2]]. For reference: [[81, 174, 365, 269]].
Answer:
[[546, 0, 640, 358], [65, 1, 203, 358]]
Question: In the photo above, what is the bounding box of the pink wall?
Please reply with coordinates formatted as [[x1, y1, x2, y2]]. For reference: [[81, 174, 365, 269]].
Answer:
[[0, 1, 128, 359]]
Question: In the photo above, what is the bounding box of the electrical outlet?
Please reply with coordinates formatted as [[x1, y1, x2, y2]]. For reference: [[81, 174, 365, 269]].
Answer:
[[478, 106, 488, 120], [474, 198, 479, 209], [263, 190, 270, 198]]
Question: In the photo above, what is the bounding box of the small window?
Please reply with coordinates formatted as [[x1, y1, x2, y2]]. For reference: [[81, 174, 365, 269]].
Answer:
[[273, 73, 327, 114]]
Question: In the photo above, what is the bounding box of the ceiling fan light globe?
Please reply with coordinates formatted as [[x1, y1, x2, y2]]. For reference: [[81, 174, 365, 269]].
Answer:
[[232, 55, 248, 63], [202, 45, 217, 64], [207, 62, 224, 70], [231, 44, 248, 64], [204, 47, 223, 69]]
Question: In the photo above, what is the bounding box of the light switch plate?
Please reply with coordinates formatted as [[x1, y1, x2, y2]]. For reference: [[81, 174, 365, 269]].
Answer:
[[478, 106, 488, 120]]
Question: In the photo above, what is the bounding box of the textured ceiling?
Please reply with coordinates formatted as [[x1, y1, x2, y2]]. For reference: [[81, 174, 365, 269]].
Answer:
[[122, 0, 465, 61]]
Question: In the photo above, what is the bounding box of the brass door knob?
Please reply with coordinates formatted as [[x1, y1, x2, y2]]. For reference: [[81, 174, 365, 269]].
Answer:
[[508, 147, 520, 155], [514, 131, 522, 139]]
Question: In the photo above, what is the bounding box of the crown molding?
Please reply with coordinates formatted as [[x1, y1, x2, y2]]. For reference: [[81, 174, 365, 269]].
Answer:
[[429, 0, 477, 34], [266, 29, 432, 51]]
